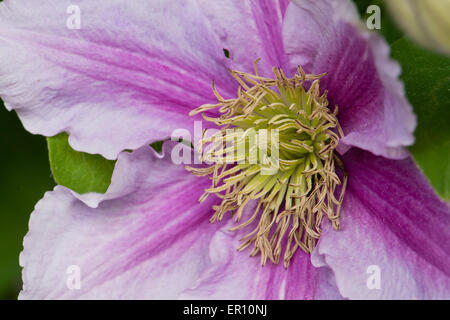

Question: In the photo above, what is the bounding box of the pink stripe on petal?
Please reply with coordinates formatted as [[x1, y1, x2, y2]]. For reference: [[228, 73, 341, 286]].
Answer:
[[179, 201, 342, 300], [179, 227, 342, 300], [198, 0, 290, 77]]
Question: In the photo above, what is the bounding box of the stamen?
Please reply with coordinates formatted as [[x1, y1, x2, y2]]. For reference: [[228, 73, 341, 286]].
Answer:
[[186, 63, 347, 268]]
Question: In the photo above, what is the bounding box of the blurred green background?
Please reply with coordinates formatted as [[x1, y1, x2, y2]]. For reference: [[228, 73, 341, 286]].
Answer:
[[0, 100, 55, 299]]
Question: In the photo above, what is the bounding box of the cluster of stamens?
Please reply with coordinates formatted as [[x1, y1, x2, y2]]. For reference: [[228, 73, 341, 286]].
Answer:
[[186, 62, 347, 268]]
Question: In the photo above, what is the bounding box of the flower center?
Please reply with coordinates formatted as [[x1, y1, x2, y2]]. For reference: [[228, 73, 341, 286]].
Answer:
[[186, 62, 347, 268]]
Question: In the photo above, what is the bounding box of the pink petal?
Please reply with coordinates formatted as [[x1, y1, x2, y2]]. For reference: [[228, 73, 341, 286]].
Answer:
[[283, 0, 416, 159], [20, 142, 223, 299], [312, 149, 450, 299], [180, 224, 342, 300], [20, 141, 341, 299], [0, 0, 235, 159], [199, 0, 290, 76]]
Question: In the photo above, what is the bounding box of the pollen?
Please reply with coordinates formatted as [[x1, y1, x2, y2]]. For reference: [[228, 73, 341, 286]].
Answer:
[[186, 61, 348, 268]]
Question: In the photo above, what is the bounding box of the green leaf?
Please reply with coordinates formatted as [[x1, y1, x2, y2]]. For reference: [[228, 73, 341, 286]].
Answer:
[[391, 38, 450, 200], [47, 133, 116, 194]]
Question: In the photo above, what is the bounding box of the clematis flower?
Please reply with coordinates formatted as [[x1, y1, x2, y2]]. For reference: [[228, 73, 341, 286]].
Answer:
[[0, 0, 448, 299]]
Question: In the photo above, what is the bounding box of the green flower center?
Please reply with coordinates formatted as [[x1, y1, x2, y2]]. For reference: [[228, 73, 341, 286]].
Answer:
[[187, 62, 347, 268]]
